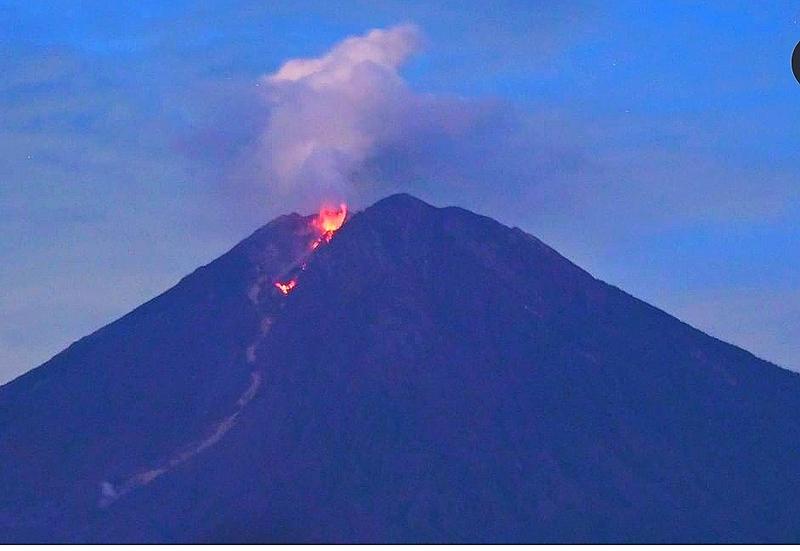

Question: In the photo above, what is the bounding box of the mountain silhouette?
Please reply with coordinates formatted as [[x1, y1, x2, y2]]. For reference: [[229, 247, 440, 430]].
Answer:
[[1, 193, 798, 543]]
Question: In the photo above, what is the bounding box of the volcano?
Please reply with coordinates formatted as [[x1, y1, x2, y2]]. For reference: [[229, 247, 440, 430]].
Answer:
[[1, 193, 799, 543]]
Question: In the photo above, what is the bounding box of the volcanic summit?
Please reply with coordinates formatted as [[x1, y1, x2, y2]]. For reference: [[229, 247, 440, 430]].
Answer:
[[1, 193, 799, 543]]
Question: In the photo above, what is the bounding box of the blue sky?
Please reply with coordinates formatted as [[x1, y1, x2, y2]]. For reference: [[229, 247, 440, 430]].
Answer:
[[1, 0, 799, 382]]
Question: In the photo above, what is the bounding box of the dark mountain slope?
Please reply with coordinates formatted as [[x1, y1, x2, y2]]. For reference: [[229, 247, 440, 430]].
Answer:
[[0, 212, 316, 540], [1, 193, 799, 543]]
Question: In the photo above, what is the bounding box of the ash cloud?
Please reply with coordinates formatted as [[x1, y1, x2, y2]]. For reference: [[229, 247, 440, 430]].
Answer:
[[187, 24, 576, 213], [256, 24, 422, 205]]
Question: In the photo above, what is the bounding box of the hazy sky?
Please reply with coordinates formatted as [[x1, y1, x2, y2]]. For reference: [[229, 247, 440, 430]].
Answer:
[[2, 0, 799, 383]]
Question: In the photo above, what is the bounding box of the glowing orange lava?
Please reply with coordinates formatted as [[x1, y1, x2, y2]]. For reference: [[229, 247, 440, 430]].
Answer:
[[274, 279, 297, 295], [311, 203, 348, 249], [274, 204, 347, 296]]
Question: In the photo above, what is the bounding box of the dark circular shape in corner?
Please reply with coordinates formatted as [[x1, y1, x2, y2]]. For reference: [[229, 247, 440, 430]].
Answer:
[[793, 41, 800, 84]]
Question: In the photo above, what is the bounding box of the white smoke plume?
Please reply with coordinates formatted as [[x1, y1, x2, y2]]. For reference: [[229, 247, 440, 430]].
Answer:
[[184, 24, 575, 216], [255, 24, 422, 205]]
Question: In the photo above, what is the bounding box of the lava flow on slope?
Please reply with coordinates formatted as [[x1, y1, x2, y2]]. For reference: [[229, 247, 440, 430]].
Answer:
[[274, 280, 297, 295], [273, 203, 348, 295], [311, 203, 348, 249]]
